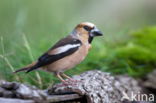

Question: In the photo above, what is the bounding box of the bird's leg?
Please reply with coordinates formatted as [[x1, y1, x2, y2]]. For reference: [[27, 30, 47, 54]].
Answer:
[[60, 73, 72, 80], [55, 72, 66, 83], [60, 73, 81, 83], [55, 72, 75, 86]]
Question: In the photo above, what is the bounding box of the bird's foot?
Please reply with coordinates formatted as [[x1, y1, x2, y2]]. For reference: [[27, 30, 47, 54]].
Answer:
[[67, 78, 82, 83], [64, 79, 82, 85], [56, 81, 75, 87], [56, 79, 82, 87], [56, 81, 76, 87]]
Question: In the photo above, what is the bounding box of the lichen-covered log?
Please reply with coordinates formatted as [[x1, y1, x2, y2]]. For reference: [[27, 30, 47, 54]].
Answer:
[[0, 80, 82, 103], [48, 70, 144, 103], [0, 80, 46, 100], [0, 97, 34, 103], [0, 70, 152, 103]]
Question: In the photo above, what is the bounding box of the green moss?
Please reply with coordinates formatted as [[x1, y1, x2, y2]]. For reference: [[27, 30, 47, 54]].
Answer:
[[116, 43, 156, 65], [108, 27, 156, 77], [131, 27, 156, 51]]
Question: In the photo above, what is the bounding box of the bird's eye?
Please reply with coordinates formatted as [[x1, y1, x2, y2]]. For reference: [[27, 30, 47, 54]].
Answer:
[[83, 26, 92, 32]]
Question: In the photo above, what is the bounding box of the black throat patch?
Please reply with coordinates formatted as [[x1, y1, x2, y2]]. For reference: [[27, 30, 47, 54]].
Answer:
[[88, 35, 94, 43]]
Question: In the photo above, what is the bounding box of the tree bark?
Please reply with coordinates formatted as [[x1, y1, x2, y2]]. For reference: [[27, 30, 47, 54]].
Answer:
[[0, 97, 34, 103]]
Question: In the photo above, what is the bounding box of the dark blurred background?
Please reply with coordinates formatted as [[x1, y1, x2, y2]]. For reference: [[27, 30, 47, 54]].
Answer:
[[0, 0, 156, 88]]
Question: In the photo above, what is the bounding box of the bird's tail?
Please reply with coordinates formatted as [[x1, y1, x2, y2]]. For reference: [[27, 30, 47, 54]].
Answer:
[[13, 61, 39, 73]]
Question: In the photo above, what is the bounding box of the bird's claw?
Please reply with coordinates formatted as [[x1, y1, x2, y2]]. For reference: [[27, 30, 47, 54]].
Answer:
[[58, 79, 81, 86], [67, 79, 82, 83], [56, 78, 83, 87]]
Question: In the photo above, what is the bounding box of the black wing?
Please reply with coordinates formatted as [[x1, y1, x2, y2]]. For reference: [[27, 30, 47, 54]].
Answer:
[[26, 36, 82, 73]]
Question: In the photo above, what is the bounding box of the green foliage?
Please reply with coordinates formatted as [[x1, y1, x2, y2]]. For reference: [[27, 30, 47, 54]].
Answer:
[[1, 27, 156, 88], [105, 27, 156, 77]]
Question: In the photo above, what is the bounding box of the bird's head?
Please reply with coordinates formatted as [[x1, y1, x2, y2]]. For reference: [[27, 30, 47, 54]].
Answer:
[[71, 22, 103, 43]]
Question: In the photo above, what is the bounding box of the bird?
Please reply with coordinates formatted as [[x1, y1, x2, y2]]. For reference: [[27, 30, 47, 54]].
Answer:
[[14, 22, 103, 84]]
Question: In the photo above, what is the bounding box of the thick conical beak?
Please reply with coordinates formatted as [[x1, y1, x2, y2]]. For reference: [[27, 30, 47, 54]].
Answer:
[[90, 27, 103, 37]]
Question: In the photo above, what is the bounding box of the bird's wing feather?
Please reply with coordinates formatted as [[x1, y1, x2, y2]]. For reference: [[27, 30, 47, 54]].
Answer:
[[37, 36, 82, 67]]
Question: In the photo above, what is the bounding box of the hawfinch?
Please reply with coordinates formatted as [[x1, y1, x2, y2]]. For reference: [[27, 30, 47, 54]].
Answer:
[[14, 22, 103, 83]]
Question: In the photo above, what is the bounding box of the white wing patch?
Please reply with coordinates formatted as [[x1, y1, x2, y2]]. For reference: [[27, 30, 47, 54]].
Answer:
[[53, 44, 81, 55]]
